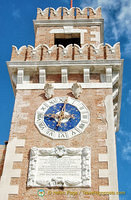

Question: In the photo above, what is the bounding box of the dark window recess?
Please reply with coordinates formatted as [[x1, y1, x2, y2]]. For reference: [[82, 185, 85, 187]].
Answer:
[[55, 34, 80, 47]]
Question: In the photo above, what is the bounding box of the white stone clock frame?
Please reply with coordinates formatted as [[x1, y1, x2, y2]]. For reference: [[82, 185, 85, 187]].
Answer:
[[35, 96, 90, 139]]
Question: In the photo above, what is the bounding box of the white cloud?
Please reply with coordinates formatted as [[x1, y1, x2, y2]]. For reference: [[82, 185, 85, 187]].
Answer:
[[80, 0, 131, 57], [122, 143, 131, 161], [117, 127, 131, 162], [118, 128, 125, 136], [127, 90, 131, 105], [117, 127, 130, 143]]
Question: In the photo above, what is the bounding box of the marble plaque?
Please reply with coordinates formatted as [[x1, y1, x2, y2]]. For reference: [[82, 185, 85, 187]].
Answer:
[[27, 146, 91, 187]]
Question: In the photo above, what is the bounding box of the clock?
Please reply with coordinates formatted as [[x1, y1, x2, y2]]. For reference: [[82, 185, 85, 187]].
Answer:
[[35, 97, 90, 139]]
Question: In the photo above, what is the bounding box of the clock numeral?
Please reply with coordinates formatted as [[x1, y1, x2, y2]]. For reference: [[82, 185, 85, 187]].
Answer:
[[71, 130, 78, 136], [72, 100, 76, 105], [74, 127, 81, 133], [58, 97, 65, 103], [58, 132, 68, 139], [36, 113, 44, 122], [38, 122, 46, 130], [41, 106, 47, 111], [79, 106, 85, 111], [48, 99, 58, 105], [82, 115, 88, 119], [45, 130, 54, 137], [79, 123, 85, 130]]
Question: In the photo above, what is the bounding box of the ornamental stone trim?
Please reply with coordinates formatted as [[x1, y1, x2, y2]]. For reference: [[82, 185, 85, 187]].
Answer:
[[44, 83, 54, 99], [17, 68, 24, 84], [98, 95, 119, 200], [61, 68, 68, 83], [0, 138, 25, 200], [83, 68, 90, 83], [39, 68, 46, 83], [27, 146, 91, 188], [17, 82, 112, 90], [72, 82, 83, 98]]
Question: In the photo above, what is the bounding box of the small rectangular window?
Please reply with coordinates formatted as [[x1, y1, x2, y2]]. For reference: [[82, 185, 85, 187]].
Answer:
[[55, 33, 80, 47]]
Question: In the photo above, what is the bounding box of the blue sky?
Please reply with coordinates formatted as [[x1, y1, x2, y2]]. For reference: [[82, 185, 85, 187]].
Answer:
[[0, 0, 131, 199]]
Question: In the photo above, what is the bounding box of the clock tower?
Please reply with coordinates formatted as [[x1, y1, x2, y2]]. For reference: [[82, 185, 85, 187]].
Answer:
[[0, 6, 123, 200]]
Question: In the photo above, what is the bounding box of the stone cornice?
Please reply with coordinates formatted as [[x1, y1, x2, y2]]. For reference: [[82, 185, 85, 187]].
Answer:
[[33, 18, 104, 27], [7, 59, 123, 69]]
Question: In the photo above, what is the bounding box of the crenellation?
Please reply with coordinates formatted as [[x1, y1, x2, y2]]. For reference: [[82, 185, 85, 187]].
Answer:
[[36, 7, 102, 20], [88, 7, 102, 19], [36, 8, 49, 20], [11, 46, 27, 61], [58, 44, 73, 60], [90, 44, 104, 60], [50, 7, 62, 20], [62, 7, 75, 19], [11, 43, 120, 61], [26, 45, 42, 61], [105, 42, 120, 59], [42, 44, 57, 60], [74, 43, 88, 60], [75, 7, 88, 19]]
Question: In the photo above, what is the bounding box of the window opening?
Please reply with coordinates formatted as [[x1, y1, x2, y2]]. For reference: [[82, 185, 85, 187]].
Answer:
[[55, 33, 80, 47]]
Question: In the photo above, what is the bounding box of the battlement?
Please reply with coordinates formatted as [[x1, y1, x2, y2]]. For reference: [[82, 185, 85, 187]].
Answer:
[[11, 42, 120, 61], [36, 7, 102, 20]]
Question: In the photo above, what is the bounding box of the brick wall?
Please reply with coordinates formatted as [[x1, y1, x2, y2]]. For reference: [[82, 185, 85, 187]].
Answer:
[[34, 26, 101, 47], [8, 88, 111, 200]]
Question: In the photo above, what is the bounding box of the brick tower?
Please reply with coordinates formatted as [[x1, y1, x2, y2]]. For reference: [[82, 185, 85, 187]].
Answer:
[[0, 6, 123, 200]]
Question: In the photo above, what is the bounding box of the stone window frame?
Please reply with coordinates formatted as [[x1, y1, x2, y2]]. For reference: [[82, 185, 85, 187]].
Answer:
[[50, 26, 87, 45]]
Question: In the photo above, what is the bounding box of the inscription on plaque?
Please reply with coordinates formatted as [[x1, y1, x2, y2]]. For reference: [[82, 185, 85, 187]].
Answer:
[[27, 146, 91, 187], [38, 156, 81, 178]]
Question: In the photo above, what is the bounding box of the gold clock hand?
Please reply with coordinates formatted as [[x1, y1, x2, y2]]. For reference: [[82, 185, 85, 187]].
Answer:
[[56, 114, 63, 127], [61, 98, 68, 113], [56, 98, 68, 127], [64, 114, 74, 119], [56, 114, 74, 127], [44, 113, 59, 118]]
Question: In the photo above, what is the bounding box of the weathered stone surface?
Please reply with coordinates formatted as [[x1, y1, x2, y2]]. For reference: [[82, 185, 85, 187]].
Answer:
[[27, 146, 91, 187]]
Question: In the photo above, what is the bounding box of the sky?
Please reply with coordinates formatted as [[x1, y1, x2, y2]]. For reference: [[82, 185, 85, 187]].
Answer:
[[0, 0, 131, 199]]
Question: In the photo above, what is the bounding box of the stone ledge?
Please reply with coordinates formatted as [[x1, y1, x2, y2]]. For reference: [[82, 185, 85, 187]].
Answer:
[[16, 82, 112, 90]]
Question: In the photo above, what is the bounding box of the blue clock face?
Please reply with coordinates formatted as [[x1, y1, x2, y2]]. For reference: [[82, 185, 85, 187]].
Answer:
[[35, 97, 90, 139], [44, 103, 81, 132]]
